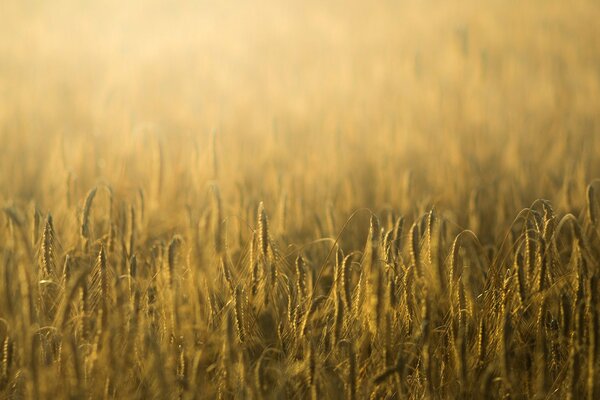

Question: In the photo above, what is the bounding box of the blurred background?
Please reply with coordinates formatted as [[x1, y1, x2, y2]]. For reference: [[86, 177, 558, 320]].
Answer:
[[1, 0, 599, 244]]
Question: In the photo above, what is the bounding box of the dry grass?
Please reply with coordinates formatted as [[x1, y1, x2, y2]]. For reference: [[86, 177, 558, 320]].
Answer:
[[1, 0, 600, 399]]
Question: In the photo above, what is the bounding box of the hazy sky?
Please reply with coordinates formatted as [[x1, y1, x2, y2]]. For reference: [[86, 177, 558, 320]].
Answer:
[[1, 0, 598, 144]]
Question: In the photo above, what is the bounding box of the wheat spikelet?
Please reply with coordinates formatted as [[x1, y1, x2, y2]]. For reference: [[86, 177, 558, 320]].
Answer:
[[257, 202, 269, 262], [1, 335, 11, 387], [234, 286, 246, 343], [210, 184, 224, 255], [40, 214, 56, 278], [88, 243, 114, 329], [477, 317, 487, 369], [515, 246, 528, 306], [371, 264, 385, 333], [176, 340, 187, 397], [128, 205, 136, 256], [31, 206, 41, 247], [129, 254, 137, 296], [409, 222, 421, 278], [352, 268, 364, 319], [220, 256, 234, 295], [340, 254, 353, 311], [296, 254, 307, 301], [80, 188, 97, 245], [167, 235, 183, 289], [249, 232, 260, 296]]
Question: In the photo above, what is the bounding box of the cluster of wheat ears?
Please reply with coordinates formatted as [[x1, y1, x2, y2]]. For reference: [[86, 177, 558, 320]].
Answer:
[[0, 168, 600, 399], [2, 1, 600, 398]]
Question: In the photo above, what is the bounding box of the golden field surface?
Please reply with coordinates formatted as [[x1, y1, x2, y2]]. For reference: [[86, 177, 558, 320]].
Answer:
[[1, 0, 600, 398]]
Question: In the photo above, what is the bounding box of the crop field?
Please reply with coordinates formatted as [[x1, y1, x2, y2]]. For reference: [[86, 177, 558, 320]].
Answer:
[[1, 0, 600, 399]]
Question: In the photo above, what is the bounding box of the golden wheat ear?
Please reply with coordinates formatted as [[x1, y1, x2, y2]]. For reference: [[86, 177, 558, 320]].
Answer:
[[40, 214, 56, 278]]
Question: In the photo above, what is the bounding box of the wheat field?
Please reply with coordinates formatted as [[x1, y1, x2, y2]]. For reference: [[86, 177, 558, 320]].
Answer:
[[1, 0, 600, 399]]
